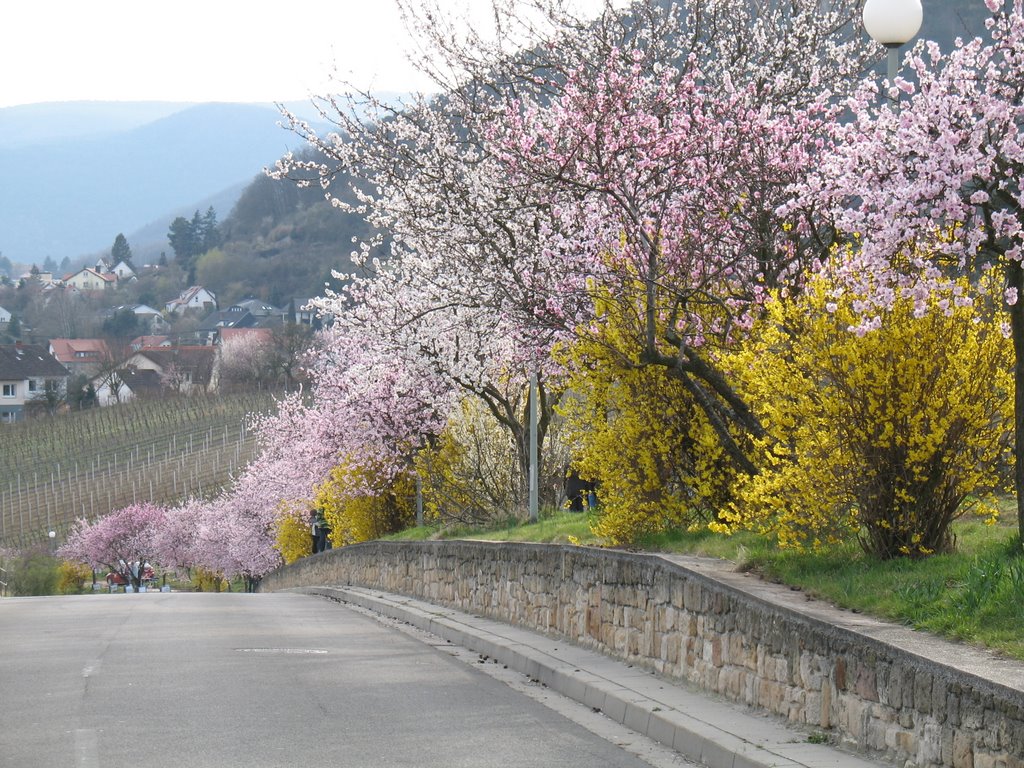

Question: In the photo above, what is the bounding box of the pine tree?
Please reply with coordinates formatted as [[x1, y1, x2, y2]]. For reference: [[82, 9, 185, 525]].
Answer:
[[111, 233, 133, 266]]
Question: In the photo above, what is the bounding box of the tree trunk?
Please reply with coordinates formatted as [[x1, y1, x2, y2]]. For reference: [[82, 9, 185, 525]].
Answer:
[[1008, 260, 1024, 550]]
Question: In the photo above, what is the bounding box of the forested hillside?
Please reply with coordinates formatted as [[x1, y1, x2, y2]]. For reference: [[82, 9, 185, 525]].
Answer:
[[191, 146, 376, 307]]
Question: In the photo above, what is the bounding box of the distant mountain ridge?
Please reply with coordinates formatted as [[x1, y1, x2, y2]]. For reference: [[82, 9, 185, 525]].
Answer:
[[0, 101, 194, 149], [0, 101, 307, 265]]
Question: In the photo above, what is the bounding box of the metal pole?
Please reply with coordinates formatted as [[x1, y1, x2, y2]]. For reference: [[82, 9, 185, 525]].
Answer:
[[529, 372, 538, 523], [887, 45, 899, 89], [416, 475, 424, 527]]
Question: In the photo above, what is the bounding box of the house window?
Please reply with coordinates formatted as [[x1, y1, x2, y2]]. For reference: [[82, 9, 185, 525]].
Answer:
[[28, 379, 37, 392], [2, 383, 15, 398], [0, 410, 15, 423]]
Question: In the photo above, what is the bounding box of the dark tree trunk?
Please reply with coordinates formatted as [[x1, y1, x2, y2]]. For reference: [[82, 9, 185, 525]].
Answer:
[[1008, 260, 1024, 550]]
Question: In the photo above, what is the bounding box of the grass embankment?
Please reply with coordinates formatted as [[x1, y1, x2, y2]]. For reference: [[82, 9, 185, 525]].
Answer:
[[388, 509, 1024, 662]]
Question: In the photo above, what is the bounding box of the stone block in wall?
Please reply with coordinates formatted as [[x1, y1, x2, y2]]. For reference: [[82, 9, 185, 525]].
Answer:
[[670, 580, 685, 609], [961, 696, 985, 730], [683, 580, 702, 611], [856, 663, 879, 702], [932, 677, 949, 725], [915, 671, 935, 716], [662, 631, 681, 667], [953, 729, 974, 768]]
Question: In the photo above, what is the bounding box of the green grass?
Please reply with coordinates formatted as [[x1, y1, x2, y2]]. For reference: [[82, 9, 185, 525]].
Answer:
[[390, 510, 1024, 661], [384, 508, 601, 545]]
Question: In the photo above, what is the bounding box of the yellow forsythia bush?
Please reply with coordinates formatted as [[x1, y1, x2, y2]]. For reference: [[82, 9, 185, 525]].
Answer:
[[57, 560, 92, 594], [727, 270, 1012, 558], [193, 567, 226, 592], [557, 309, 736, 546], [273, 501, 313, 564], [315, 460, 415, 547]]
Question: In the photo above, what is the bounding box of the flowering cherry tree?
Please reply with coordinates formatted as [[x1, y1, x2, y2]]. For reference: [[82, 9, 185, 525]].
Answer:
[[802, 0, 1024, 541], [489, 54, 846, 474], [276, 0, 873, 485], [59, 503, 167, 591]]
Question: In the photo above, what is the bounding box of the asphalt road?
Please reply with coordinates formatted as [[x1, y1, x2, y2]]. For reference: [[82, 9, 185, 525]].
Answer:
[[0, 592, 661, 768]]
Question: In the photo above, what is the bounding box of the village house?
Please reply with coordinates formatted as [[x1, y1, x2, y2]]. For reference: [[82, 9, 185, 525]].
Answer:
[[90, 367, 163, 406], [124, 346, 215, 394], [195, 299, 286, 345], [63, 267, 117, 292], [110, 261, 137, 281], [0, 343, 69, 423], [129, 335, 172, 352], [48, 338, 112, 377], [102, 304, 168, 332], [165, 286, 217, 315]]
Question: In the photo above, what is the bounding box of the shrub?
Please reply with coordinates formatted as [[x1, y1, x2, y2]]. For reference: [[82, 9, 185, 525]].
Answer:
[[7, 548, 59, 596], [728, 270, 1012, 558], [192, 567, 226, 592], [414, 398, 525, 526], [57, 560, 93, 594], [273, 502, 313, 564], [315, 461, 415, 547], [556, 302, 737, 545]]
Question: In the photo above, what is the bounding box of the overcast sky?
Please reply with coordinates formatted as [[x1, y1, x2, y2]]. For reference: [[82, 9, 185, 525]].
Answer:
[[0, 1, 471, 108]]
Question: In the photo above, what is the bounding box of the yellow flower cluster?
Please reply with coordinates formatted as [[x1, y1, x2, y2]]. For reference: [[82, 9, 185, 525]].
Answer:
[[726, 270, 1011, 557], [557, 303, 736, 546], [414, 397, 522, 525], [272, 500, 313, 564], [314, 460, 415, 548]]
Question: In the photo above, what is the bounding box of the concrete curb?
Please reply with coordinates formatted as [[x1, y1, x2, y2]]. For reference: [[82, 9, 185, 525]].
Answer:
[[288, 585, 886, 768]]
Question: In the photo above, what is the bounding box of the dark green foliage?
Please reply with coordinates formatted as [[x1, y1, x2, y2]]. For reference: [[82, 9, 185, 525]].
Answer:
[[168, 216, 199, 264], [101, 307, 142, 339], [6, 548, 59, 596], [66, 375, 98, 411], [168, 208, 221, 284], [111, 233, 133, 266]]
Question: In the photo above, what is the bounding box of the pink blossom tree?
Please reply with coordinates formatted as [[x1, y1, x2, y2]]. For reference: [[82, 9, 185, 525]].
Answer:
[[800, 0, 1024, 542], [275, 0, 873, 485], [165, 322, 453, 579], [59, 503, 167, 591], [488, 53, 847, 474], [216, 331, 275, 391]]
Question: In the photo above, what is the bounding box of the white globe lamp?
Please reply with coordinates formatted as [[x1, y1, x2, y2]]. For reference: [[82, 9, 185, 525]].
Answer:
[[862, 0, 923, 86], [863, 0, 923, 46]]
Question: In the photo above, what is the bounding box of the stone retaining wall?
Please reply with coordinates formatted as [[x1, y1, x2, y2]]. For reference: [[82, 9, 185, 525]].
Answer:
[[259, 541, 1024, 768]]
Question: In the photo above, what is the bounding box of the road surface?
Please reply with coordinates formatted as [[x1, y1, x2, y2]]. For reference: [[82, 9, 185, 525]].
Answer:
[[0, 592, 669, 767]]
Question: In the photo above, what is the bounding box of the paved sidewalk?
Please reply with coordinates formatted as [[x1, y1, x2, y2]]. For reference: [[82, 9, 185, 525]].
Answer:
[[289, 585, 887, 768]]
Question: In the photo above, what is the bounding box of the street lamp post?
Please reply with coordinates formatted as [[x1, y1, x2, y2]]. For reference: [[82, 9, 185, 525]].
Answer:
[[528, 372, 538, 523], [862, 0, 924, 88]]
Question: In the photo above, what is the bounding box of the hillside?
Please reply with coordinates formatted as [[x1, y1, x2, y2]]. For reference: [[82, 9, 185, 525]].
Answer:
[[181, 145, 375, 307], [0, 392, 276, 549]]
